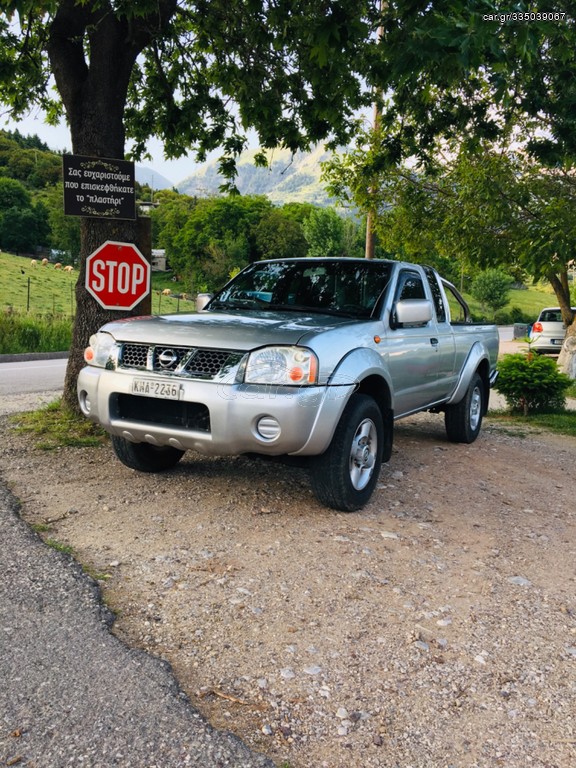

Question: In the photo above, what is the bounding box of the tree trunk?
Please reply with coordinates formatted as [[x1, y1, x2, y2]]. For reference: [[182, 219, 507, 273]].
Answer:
[[547, 268, 576, 380], [47, 3, 171, 412], [557, 322, 576, 380]]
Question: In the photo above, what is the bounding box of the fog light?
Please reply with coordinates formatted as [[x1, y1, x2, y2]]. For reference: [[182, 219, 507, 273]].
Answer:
[[79, 390, 91, 415], [256, 416, 281, 440]]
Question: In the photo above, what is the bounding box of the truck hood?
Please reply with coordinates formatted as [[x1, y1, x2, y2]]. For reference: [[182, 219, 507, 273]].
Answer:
[[100, 310, 360, 350]]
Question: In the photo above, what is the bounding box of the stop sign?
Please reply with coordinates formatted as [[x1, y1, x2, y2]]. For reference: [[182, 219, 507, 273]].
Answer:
[[86, 241, 150, 310]]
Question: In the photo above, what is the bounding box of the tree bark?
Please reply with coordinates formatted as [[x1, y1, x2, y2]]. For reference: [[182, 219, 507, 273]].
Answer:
[[46, 1, 176, 412]]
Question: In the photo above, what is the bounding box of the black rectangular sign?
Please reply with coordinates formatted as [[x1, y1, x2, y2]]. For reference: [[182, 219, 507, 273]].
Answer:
[[63, 154, 136, 220]]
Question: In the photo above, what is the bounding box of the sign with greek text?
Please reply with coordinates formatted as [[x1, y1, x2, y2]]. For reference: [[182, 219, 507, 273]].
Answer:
[[63, 154, 136, 220]]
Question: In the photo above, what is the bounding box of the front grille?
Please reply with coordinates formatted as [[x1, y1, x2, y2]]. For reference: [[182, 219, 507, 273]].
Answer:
[[111, 394, 210, 432], [119, 343, 243, 380], [186, 349, 234, 378], [121, 343, 148, 368]]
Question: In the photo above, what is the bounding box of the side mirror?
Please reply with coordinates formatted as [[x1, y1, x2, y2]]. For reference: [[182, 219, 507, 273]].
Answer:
[[393, 299, 433, 327], [195, 293, 213, 312]]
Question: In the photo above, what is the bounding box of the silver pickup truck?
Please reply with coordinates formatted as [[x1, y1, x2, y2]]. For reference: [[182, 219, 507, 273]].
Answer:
[[78, 258, 499, 511]]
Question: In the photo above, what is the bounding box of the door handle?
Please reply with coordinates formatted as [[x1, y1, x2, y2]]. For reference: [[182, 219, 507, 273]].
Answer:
[[430, 337, 439, 346]]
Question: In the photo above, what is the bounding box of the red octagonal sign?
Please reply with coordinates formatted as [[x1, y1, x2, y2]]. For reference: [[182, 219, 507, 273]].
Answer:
[[86, 241, 150, 310]]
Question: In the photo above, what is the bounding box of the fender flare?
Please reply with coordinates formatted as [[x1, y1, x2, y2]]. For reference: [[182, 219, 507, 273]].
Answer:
[[328, 346, 394, 404], [446, 341, 491, 407]]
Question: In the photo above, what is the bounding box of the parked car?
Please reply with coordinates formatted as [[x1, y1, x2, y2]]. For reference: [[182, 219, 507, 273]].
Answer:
[[529, 306, 576, 353]]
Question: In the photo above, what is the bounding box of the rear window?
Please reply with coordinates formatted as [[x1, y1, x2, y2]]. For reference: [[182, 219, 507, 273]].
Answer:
[[539, 309, 562, 323]]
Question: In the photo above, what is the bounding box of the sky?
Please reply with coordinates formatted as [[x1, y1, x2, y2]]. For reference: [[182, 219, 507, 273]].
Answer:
[[1, 109, 199, 186]]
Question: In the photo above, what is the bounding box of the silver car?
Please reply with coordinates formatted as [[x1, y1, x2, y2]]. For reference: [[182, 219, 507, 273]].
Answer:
[[529, 306, 576, 353]]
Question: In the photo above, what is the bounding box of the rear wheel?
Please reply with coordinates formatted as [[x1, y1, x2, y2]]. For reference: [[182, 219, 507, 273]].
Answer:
[[310, 394, 384, 512], [444, 372, 484, 443], [111, 435, 185, 472]]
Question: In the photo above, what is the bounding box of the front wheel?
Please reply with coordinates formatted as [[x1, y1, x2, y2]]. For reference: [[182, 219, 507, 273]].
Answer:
[[111, 435, 185, 472], [310, 394, 384, 512], [444, 372, 484, 444]]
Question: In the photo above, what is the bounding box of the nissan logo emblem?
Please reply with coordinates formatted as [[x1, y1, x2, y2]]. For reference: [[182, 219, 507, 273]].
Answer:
[[158, 349, 178, 368]]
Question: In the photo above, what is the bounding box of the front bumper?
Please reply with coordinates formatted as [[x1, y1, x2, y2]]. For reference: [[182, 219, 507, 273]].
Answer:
[[77, 366, 354, 457]]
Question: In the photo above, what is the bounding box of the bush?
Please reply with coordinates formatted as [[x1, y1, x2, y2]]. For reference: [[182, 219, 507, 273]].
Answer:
[[493, 306, 534, 326], [0, 310, 72, 354], [495, 351, 572, 415]]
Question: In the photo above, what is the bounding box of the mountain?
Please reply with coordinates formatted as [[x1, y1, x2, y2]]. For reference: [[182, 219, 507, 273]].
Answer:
[[178, 145, 336, 206], [136, 166, 175, 190]]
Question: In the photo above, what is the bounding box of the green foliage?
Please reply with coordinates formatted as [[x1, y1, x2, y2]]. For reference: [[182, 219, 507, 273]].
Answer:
[[325, 146, 576, 325], [37, 182, 81, 261], [0, 176, 31, 208], [0, 310, 72, 354], [0, 174, 51, 252], [470, 269, 514, 317], [167, 195, 273, 291], [0, 131, 62, 189], [254, 209, 308, 260], [302, 207, 346, 259], [495, 352, 572, 415]]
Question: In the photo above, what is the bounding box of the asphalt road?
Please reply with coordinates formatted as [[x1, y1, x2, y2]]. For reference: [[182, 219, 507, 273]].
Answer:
[[0, 355, 67, 397]]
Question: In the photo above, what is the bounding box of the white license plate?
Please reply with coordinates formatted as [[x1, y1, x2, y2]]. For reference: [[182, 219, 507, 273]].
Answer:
[[551, 339, 562, 345], [131, 378, 181, 399]]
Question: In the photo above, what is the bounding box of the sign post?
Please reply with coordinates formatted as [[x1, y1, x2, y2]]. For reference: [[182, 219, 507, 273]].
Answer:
[[86, 241, 150, 310], [63, 155, 136, 220]]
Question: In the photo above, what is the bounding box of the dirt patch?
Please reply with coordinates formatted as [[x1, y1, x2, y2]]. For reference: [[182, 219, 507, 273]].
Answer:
[[2, 409, 575, 768]]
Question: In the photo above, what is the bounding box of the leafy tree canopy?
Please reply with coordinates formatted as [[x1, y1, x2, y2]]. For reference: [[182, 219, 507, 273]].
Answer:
[[3, 1, 574, 405], [0, 1, 376, 182]]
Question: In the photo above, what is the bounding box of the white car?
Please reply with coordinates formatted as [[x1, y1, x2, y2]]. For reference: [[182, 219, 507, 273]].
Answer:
[[529, 306, 576, 353]]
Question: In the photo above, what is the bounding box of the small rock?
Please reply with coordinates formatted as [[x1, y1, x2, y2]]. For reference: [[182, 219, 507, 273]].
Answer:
[[508, 576, 532, 587], [280, 667, 295, 680]]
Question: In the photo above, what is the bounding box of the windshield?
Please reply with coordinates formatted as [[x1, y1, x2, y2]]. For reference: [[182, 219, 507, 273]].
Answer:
[[208, 259, 392, 319]]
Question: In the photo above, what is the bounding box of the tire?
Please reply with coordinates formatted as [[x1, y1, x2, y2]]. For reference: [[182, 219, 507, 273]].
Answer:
[[444, 371, 484, 444], [310, 394, 384, 512], [111, 435, 185, 472]]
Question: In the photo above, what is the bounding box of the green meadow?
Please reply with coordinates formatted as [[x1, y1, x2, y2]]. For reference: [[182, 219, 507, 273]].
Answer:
[[0, 250, 193, 354]]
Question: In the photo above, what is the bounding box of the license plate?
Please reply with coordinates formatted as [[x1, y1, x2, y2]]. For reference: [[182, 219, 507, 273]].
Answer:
[[551, 339, 562, 345], [131, 378, 181, 399]]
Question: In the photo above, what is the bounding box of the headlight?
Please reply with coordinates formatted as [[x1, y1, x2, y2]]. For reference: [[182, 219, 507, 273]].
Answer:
[[244, 346, 318, 385], [84, 332, 118, 368]]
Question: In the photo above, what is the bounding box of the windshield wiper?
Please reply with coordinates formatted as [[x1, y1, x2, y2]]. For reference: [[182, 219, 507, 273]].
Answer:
[[208, 298, 267, 310]]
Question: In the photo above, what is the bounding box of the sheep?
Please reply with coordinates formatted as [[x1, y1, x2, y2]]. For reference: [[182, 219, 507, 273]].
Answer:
[[63, 265, 74, 272], [161, 288, 171, 296], [41, 258, 49, 266], [30, 259, 38, 267], [53, 262, 62, 269]]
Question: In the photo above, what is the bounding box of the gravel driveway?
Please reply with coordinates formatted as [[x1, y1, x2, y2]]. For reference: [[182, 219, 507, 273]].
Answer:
[[1, 387, 575, 768]]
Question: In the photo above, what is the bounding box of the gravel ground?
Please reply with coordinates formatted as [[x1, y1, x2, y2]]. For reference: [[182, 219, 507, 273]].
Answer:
[[0, 483, 274, 768], [1, 382, 575, 768]]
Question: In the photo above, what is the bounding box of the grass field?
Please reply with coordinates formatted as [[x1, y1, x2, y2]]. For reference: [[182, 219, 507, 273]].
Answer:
[[0, 251, 190, 316]]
